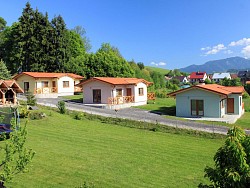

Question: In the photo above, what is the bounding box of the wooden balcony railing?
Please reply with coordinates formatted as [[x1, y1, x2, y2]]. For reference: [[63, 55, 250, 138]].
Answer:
[[147, 92, 156, 100], [34, 87, 57, 94], [74, 86, 82, 93], [108, 96, 135, 105]]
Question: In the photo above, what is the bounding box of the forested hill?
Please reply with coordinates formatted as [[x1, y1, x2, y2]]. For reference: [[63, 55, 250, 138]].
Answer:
[[145, 66, 169, 75], [180, 57, 250, 73]]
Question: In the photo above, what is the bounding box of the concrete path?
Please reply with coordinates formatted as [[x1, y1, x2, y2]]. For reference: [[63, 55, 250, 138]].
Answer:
[[30, 97, 250, 135]]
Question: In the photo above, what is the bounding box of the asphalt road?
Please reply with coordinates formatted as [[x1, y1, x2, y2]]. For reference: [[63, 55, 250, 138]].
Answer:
[[31, 97, 245, 135]]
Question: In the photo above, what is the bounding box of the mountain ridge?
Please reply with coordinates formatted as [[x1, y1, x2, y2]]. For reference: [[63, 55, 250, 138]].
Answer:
[[180, 57, 250, 73]]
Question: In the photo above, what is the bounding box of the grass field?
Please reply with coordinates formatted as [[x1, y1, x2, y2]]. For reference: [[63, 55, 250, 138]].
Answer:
[[145, 66, 169, 75], [2, 108, 224, 188]]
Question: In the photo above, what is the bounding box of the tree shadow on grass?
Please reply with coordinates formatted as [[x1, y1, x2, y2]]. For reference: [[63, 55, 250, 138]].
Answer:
[[149, 106, 176, 116]]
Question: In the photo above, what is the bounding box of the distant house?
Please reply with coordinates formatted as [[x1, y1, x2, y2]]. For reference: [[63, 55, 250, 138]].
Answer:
[[13, 72, 84, 98], [237, 70, 250, 84], [0, 80, 23, 105], [189, 72, 208, 84], [172, 76, 189, 84], [230, 73, 238, 79], [212, 73, 231, 83], [168, 84, 245, 119], [77, 77, 153, 109]]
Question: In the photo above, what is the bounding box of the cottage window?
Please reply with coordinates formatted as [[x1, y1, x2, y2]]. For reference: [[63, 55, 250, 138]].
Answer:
[[116, 89, 122, 97], [240, 97, 242, 106], [63, 81, 69, 88], [42, 81, 49, 87], [138, 88, 144, 96], [191, 100, 204, 116]]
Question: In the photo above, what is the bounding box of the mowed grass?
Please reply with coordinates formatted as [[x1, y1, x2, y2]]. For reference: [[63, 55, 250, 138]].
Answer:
[[136, 98, 176, 116], [3, 108, 224, 188]]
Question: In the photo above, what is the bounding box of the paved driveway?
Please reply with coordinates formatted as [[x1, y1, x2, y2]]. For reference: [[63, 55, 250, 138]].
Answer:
[[31, 97, 247, 135]]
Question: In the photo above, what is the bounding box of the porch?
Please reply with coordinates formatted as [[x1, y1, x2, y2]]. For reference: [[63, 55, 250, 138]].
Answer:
[[34, 87, 57, 94]]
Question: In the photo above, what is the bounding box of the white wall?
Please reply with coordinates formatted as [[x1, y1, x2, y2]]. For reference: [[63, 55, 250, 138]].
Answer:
[[134, 82, 148, 103], [57, 76, 75, 96], [83, 81, 113, 104], [82, 80, 148, 104]]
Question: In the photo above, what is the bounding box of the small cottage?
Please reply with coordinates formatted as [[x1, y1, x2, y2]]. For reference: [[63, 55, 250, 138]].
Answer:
[[13, 72, 84, 98], [77, 77, 153, 109], [168, 84, 245, 118]]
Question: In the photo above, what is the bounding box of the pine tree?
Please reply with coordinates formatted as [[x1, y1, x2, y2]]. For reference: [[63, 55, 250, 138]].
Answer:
[[0, 59, 11, 80]]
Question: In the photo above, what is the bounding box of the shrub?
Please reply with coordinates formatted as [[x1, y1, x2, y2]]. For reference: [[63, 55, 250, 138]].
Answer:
[[57, 101, 66, 114], [73, 112, 85, 120], [243, 92, 250, 99], [19, 106, 30, 118], [29, 111, 46, 120], [25, 91, 37, 106]]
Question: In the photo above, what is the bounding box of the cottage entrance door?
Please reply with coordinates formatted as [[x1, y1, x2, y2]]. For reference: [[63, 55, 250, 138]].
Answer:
[[191, 100, 204, 116], [93, 89, 101, 103], [227, 98, 234, 113], [126, 88, 132, 96]]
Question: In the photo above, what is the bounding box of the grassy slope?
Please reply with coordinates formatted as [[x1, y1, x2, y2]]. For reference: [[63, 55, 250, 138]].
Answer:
[[145, 66, 170, 75], [4, 109, 223, 188]]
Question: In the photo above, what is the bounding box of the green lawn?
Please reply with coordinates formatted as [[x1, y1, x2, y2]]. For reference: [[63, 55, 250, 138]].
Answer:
[[136, 98, 176, 116], [3, 108, 223, 188], [62, 94, 83, 103]]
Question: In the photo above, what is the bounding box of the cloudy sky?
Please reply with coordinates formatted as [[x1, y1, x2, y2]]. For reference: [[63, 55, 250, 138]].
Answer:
[[2, 0, 250, 69]]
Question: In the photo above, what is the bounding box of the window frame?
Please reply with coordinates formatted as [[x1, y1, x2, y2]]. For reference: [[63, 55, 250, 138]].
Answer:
[[63, 81, 70, 88], [138, 88, 144, 96]]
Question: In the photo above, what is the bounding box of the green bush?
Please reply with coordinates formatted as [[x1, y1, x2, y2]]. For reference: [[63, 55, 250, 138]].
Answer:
[[57, 101, 66, 114], [29, 111, 46, 120], [243, 92, 250, 99], [73, 112, 85, 120], [19, 106, 30, 118], [25, 91, 37, 106]]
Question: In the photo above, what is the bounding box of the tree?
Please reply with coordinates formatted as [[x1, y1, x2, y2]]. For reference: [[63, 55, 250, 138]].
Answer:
[[199, 126, 250, 188], [137, 62, 144, 70], [0, 17, 6, 32], [0, 116, 35, 187], [0, 60, 11, 80], [72, 25, 91, 52]]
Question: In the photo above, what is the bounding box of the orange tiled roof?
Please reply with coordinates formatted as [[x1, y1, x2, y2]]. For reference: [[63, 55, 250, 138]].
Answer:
[[13, 72, 84, 80], [0, 80, 24, 93], [77, 77, 153, 86], [169, 84, 245, 97]]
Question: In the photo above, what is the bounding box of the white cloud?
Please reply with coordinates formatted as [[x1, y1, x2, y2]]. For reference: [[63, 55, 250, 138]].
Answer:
[[201, 46, 211, 51], [229, 38, 250, 47], [150, 61, 166, 66], [158, 62, 166, 66], [241, 45, 250, 58], [202, 44, 226, 55], [224, 50, 233, 54]]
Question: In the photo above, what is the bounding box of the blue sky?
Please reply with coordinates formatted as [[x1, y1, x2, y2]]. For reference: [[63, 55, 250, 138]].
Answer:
[[2, 0, 250, 69]]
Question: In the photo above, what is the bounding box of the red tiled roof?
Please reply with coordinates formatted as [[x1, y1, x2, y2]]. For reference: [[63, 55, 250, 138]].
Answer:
[[189, 72, 206, 79], [168, 84, 245, 97], [13, 72, 84, 80], [77, 77, 153, 86]]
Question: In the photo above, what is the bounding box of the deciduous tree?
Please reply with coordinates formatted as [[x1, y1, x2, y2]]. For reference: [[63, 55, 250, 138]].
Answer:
[[199, 126, 250, 188]]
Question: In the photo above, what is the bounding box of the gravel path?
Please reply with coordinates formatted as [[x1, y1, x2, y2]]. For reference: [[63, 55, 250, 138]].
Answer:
[[31, 97, 248, 135]]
